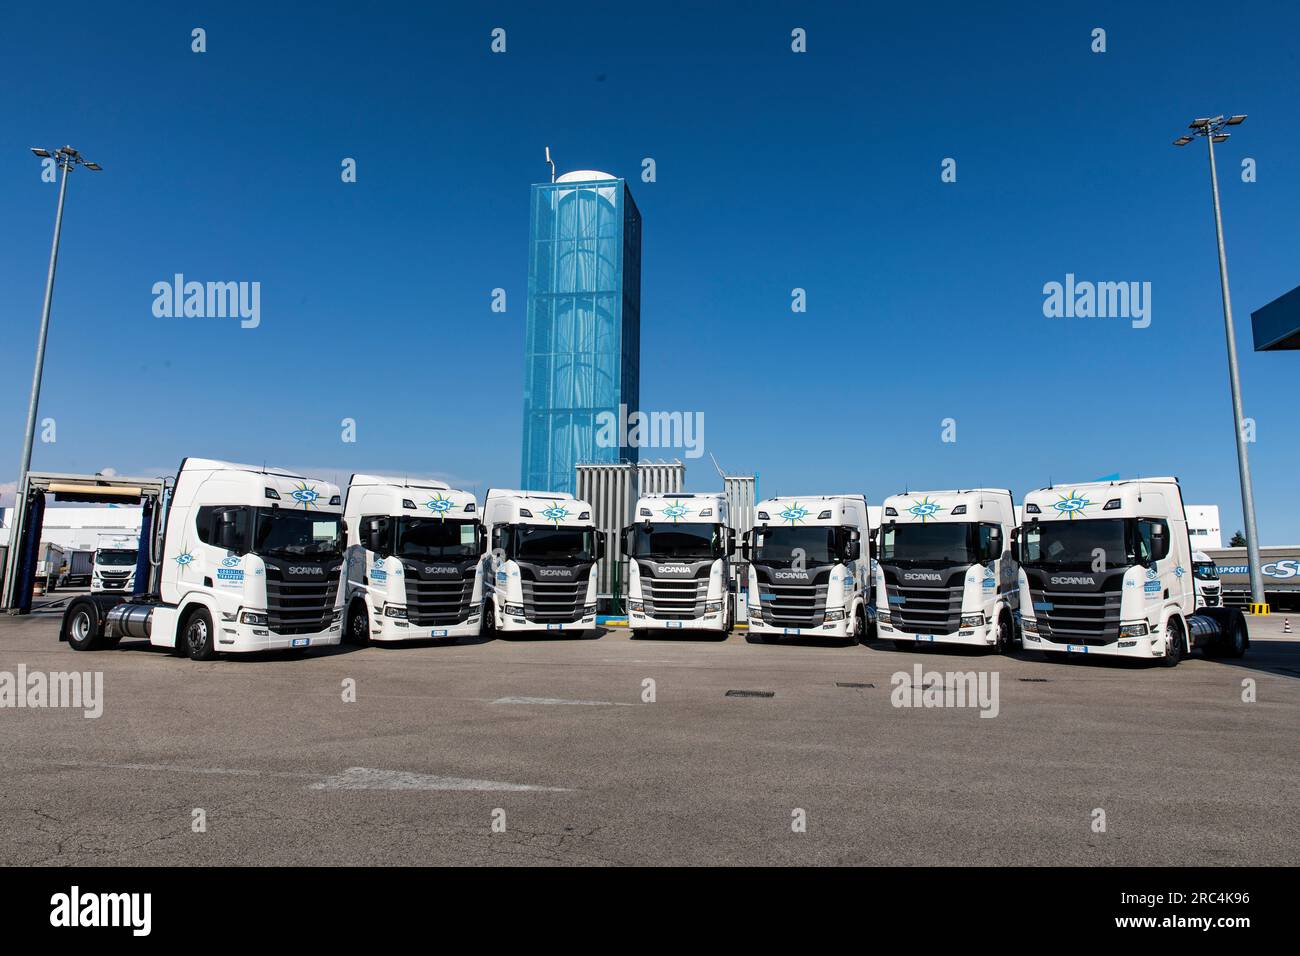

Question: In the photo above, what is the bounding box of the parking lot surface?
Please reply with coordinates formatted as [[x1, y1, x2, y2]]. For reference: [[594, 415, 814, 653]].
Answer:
[[1, 599, 1296, 866]]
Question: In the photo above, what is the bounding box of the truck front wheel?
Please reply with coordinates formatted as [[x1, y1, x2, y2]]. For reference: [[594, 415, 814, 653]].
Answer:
[[1160, 618, 1184, 668], [183, 608, 217, 661], [346, 600, 371, 646], [995, 613, 1014, 655]]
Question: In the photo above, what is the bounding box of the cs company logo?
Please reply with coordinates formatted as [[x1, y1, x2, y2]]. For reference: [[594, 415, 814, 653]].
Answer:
[[907, 496, 945, 522], [778, 502, 811, 525], [541, 504, 570, 526], [174, 549, 195, 567], [290, 482, 322, 509], [1051, 490, 1093, 519], [423, 493, 456, 520], [662, 500, 691, 524], [220, 556, 240, 568]]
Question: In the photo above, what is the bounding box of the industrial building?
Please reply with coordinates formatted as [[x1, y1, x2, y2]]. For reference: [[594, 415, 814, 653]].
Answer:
[[521, 170, 642, 495]]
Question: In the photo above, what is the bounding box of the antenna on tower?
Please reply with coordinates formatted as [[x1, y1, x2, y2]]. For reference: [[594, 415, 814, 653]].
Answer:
[[544, 146, 556, 183]]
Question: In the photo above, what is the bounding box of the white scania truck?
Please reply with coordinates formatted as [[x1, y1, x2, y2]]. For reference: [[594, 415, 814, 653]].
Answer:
[[481, 490, 603, 635], [60, 459, 345, 659], [91, 532, 140, 594], [341, 474, 484, 644], [742, 495, 871, 644], [875, 488, 1020, 652], [624, 492, 735, 636], [1015, 477, 1248, 665]]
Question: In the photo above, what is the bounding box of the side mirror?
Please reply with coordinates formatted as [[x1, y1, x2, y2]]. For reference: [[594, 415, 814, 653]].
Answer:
[[846, 541, 861, 561], [596, 532, 607, 560], [477, 526, 488, 556], [739, 531, 752, 561], [726, 528, 737, 555], [989, 527, 1003, 560], [1151, 524, 1169, 561], [216, 514, 243, 553], [1009, 527, 1021, 563], [491, 527, 502, 551]]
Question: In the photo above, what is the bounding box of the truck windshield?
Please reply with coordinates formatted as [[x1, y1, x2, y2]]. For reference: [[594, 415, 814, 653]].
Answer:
[[1193, 561, 1218, 581], [254, 509, 343, 558], [1021, 519, 1130, 571], [753, 526, 843, 566], [880, 523, 976, 566], [95, 549, 137, 566], [396, 518, 479, 560], [508, 525, 596, 562], [629, 523, 721, 560]]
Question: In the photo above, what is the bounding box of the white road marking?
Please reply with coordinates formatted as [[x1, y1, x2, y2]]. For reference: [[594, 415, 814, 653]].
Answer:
[[491, 696, 634, 706], [41, 759, 568, 792]]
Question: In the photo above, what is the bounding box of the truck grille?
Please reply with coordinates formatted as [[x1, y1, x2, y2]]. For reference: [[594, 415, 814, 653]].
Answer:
[[643, 578, 708, 620], [1200, 585, 1221, 607], [521, 571, 590, 624], [265, 569, 340, 635], [1028, 587, 1122, 646], [760, 581, 828, 628], [884, 575, 963, 634], [405, 571, 475, 626]]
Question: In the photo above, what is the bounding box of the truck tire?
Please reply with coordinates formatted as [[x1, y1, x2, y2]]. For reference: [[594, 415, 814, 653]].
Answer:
[[1160, 617, 1184, 668], [183, 607, 217, 661], [63, 599, 104, 651], [1217, 611, 1248, 659], [995, 613, 1014, 655], [345, 599, 370, 646]]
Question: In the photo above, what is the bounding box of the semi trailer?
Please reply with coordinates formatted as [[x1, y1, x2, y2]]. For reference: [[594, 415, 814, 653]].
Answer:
[[1015, 477, 1248, 665], [63, 549, 94, 588], [60, 459, 345, 659], [624, 492, 735, 636], [36, 543, 65, 593], [342, 474, 484, 644], [481, 490, 603, 635], [742, 495, 872, 644], [875, 488, 1020, 652], [91, 533, 139, 593]]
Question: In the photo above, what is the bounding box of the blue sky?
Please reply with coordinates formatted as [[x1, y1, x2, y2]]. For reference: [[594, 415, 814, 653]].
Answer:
[[2, 1, 1297, 540]]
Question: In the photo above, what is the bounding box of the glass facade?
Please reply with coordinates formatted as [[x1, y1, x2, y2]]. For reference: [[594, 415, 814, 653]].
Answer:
[[522, 175, 641, 494]]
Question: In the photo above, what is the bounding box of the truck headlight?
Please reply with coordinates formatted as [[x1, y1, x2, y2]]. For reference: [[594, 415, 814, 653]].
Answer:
[[383, 605, 407, 619], [583, 604, 597, 615], [1021, 618, 1039, 633], [705, 602, 722, 613], [877, 611, 891, 625], [628, 601, 644, 613], [240, 610, 268, 626], [504, 604, 525, 617], [960, 613, 986, 627], [824, 609, 845, 622], [331, 607, 343, 622], [1119, 621, 1150, 638]]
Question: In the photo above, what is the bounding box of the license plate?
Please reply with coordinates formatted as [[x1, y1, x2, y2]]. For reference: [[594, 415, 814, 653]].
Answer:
[[784, 628, 800, 635], [291, 638, 310, 647], [919, 635, 936, 642], [546, 624, 563, 631], [432, 629, 447, 637], [1066, 644, 1089, 654], [667, 621, 682, 629]]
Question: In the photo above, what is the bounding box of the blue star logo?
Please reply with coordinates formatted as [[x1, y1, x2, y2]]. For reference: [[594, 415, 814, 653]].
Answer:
[[662, 501, 691, 523], [289, 482, 322, 509], [1051, 491, 1093, 519], [778, 503, 811, 525], [424, 493, 456, 520], [907, 496, 945, 522], [541, 504, 570, 525]]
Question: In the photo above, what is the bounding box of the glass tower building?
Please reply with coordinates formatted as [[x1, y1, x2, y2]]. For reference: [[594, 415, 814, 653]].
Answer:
[[522, 171, 641, 494]]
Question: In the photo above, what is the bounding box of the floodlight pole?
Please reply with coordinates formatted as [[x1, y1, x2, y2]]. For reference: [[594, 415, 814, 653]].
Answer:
[[1200, 123, 1265, 608]]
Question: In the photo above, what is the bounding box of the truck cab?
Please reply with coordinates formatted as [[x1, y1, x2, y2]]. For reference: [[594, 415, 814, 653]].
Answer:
[[1015, 477, 1247, 664], [342, 475, 484, 643], [742, 494, 871, 644], [875, 488, 1020, 652], [1192, 551, 1222, 608], [92, 533, 139, 594], [481, 490, 603, 635], [61, 458, 345, 659], [624, 492, 735, 636]]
